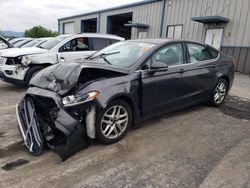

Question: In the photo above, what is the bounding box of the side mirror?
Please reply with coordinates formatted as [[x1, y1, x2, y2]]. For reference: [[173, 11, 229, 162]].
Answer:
[[150, 61, 168, 72]]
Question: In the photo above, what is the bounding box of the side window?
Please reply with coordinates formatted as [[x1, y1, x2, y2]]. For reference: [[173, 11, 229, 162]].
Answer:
[[59, 37, 89, 52], [142, 43, 184, 70], [90, 38, 109, 51], [109, 39, 120, 45], [187, 43, 219, 63]]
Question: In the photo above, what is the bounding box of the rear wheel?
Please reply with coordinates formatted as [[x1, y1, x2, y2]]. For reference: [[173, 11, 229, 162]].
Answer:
[[95, 100, 132, 144], [209, 78, 228, 106], [25, 66, 44, 86]]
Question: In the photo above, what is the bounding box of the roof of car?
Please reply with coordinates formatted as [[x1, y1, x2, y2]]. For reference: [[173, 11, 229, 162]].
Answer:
[[129, 38, 184, 44], [61, 33, 125, 41], [128, 38, 214, 47]]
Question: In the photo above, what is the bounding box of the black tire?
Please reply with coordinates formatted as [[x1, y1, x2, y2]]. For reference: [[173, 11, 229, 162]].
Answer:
[[25, 66, 44, 86], [95, 100, 132, 144], [209, 78, 228, 107]]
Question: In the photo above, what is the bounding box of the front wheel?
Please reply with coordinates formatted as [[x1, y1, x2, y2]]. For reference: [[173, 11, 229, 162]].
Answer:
[[24, 66, 44, 86], [209, 78, 228, 106], [95, 100, 132, 144]]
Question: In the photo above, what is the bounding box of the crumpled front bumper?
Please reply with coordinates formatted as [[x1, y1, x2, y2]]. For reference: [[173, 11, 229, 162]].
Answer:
[[16, 87, 90, 161]]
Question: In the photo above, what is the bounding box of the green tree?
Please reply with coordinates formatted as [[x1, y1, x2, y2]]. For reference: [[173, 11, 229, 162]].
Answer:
[[24, 25, 58, 38]]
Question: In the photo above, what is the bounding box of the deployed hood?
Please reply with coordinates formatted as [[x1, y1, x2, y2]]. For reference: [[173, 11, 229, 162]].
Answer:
[[0, 47, 48, 58], [30, 62, 129, 95]]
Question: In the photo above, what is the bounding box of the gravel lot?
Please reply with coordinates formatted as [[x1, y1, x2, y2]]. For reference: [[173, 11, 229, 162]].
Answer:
[[0, 74, 249, 188]]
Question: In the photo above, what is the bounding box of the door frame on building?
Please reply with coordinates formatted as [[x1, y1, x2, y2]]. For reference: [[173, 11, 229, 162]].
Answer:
[[81, 18, 98, 33], [204, 27, 224, 50], [106, 12, 133, 39]]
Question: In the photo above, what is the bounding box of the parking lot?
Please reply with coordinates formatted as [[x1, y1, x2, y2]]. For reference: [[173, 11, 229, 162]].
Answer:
[[0, 73, 249, 188]]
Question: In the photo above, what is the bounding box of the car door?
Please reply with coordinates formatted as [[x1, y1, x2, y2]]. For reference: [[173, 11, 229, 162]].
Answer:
[[140, 42, 188, 116], [179, 42, 218, 101], [57, 37, 95, 63]]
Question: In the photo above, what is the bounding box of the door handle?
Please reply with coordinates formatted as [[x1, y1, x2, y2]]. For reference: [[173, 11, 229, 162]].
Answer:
[[212, 63, 216, 68], [178, 68, 185, 73], [60, 57, 65, 62]]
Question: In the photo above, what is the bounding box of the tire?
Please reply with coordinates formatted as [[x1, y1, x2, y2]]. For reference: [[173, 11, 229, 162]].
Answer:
[[25, 66, 44, 86], [95, 100, 132, 144], [209, 78, 228, 107]]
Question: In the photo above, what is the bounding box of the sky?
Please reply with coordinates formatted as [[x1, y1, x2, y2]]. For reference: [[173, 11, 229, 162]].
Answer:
[[0, 0, 140, 32]]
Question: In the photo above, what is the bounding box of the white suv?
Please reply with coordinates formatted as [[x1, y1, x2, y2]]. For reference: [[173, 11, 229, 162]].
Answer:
[[0, 33, 124, 85]]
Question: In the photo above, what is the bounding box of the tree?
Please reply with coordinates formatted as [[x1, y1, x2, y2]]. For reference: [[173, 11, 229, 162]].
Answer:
[[24, 25, 58, 38]]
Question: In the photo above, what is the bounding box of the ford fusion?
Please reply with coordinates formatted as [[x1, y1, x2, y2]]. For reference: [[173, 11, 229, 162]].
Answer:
[[16, 39, 235, 160]]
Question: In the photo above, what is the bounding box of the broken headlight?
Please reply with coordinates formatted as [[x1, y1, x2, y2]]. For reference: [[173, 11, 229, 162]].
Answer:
[[62, 91, 99, 107], [21, 56, 31, 66]]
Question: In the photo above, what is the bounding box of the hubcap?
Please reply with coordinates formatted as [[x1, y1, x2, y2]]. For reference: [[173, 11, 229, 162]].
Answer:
[[101, 105, 128, 139], [214, 82, 226, 104]]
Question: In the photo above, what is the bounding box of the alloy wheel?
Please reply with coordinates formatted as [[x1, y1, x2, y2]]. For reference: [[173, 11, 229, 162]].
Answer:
[[214, 82, 226, 104], [101, 105, 128, 139]]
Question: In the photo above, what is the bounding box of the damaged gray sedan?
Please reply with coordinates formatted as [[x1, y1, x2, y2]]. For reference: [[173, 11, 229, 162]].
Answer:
[[16, 39, 235, 160]]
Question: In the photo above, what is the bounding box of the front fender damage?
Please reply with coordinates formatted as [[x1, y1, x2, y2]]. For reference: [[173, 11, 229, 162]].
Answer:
[[16, 93, 96, 161]]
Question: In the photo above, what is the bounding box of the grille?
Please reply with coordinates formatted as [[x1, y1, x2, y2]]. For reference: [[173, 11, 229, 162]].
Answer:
[[31, 96, 59, 123]]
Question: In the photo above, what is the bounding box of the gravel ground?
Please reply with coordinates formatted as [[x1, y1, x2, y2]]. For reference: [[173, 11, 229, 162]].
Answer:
[[0, 73, 249, 188]]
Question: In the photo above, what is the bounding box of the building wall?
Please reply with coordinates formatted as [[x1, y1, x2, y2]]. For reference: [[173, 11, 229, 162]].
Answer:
[[58, 0, 250, 74]]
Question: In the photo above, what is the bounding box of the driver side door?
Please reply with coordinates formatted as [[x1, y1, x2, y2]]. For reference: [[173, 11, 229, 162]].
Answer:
[[141, 42, 188, 116], [57, 37, 95, 63]]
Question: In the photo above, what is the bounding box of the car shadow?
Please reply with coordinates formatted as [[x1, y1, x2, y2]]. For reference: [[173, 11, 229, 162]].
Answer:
[[0, 81, 27, 91], [132, 104, 206, 130]]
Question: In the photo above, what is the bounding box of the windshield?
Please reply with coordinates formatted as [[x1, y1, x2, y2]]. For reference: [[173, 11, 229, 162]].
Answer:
[[14, 39, 33, 48], [38, 35, 68, 50], [90, 41, 155, 67], [11, 39, 25, 45], [21, 39, 40, 48]]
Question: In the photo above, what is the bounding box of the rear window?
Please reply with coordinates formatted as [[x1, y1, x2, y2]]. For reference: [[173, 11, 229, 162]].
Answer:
[[90, 38, 109, 51], [187, 43, 219, 63]]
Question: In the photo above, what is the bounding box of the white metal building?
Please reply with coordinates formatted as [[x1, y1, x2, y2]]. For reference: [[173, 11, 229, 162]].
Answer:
[[58, 0, 250, 74]]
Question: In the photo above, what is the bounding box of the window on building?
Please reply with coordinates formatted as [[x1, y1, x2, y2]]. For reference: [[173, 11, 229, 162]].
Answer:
[[166, 25, 183, 39], [187, 43, 219, 63]]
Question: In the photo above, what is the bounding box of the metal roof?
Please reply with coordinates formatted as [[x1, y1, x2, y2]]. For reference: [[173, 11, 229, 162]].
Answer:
[[191, 16, 230, 24], [58, 0, 162, 21]]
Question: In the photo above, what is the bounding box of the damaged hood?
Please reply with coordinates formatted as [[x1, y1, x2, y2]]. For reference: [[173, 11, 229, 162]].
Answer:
[[30, 61, 129, 95], [0, 47, 48, 58]]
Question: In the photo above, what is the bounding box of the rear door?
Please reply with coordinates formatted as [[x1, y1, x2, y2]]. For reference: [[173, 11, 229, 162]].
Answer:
[[179, 42, 219, 101]]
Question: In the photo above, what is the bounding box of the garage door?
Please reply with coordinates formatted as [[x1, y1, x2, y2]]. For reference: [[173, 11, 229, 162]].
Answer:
[[64, 22, 75, 34]]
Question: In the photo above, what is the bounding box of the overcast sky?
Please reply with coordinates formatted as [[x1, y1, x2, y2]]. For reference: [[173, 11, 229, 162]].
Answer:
[[0, 0, 140, 32]]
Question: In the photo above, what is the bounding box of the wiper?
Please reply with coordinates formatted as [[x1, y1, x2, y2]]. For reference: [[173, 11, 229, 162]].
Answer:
[[90, 51, 120, 65]]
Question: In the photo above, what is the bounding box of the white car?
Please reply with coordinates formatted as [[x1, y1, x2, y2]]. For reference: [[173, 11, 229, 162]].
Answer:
[[0, 33, 124, 85], [0, 35, 13, 50]]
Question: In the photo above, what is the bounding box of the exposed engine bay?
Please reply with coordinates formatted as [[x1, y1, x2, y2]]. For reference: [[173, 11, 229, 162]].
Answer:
[[16, 62, 129, 161]]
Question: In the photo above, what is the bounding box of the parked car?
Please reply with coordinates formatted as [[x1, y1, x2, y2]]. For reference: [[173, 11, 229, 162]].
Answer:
[[0, 34, 124, 85], [0, 35, 13, 50], [8, 37, 28, 45], [12, 38, 34, 48], [16, 39, 235, 160], [0, 37, 32, 54], [20, 37, 52, 48]]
